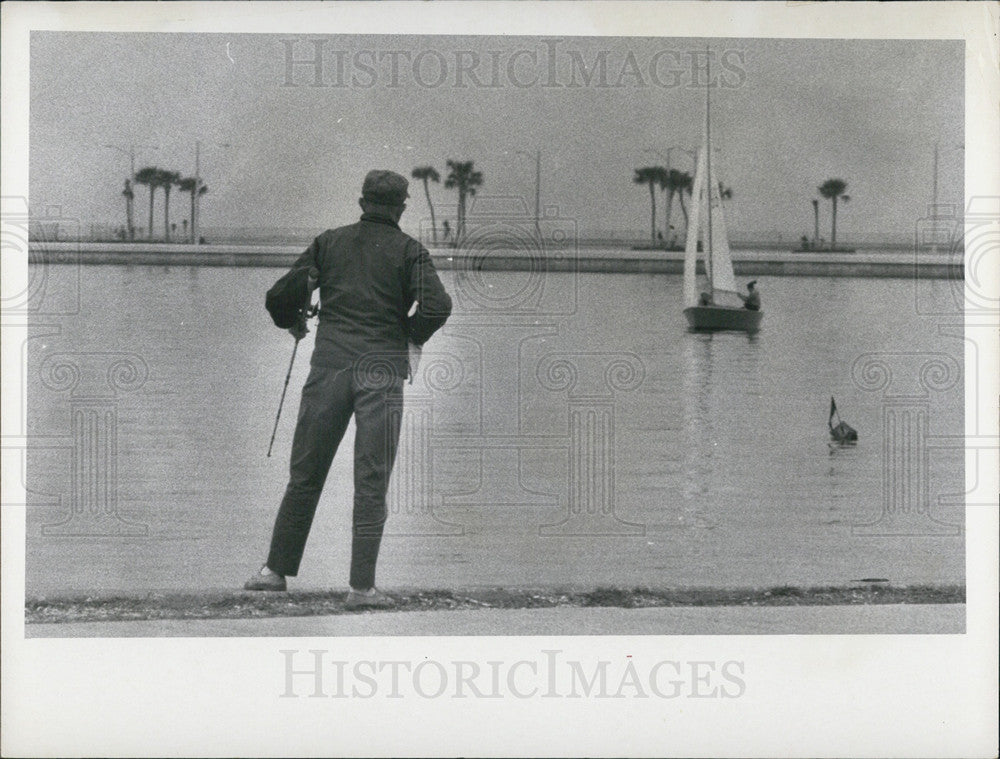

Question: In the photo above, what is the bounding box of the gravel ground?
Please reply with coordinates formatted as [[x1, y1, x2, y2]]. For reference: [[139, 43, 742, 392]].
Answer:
[[25, 583, 964, 625]]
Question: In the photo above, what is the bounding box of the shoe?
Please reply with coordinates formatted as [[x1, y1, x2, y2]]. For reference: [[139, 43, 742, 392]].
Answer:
[[243, 566, 287, 591], [344, 587, 395, 609]]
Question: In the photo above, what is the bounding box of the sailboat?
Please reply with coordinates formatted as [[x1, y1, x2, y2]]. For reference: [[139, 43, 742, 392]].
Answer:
[[682, 53, 763, 333]]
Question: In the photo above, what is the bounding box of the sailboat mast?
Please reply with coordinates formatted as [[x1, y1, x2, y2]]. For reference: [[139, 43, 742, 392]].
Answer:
[[705, 46, 713, 293]]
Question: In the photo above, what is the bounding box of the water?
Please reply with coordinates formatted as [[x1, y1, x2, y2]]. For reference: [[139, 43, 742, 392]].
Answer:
[[24, 264, 965, 595]]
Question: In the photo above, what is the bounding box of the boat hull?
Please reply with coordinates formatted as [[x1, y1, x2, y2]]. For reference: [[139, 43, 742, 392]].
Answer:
[[684, 305, 763, 333]]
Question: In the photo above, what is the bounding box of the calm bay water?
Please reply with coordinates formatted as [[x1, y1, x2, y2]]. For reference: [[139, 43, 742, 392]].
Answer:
[[25, 263, 964, 595]]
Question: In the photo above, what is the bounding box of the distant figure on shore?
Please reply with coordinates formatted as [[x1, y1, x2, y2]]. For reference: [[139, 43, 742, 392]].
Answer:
[[699, 291, 713, 306], [442, 220, 451, 243], [738, 280, 760, 311], [657, 230, 664, 244]]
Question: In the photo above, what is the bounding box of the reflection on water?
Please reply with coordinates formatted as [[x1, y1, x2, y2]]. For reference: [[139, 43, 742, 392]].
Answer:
[[679, 330, 766, 530], [24, 265, 965, 594], [824, 443, 860, 527]]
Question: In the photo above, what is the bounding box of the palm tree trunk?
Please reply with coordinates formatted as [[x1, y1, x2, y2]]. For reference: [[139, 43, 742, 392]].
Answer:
[[125, 194, 133, 241], [458, 190, 466, 243], [664, 189, 674, 244], [148, 186, 155, 239], [831, 197, 838, 247], [648, 181, 656, 243], [812, 200, 819, 246], [423, 178, 437, 244], [190, 190, 196, 244], [164, 188, 171, 242]]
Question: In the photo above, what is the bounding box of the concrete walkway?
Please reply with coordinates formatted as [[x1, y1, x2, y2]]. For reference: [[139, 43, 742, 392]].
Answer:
[[26, 603, 964, 637], [29, 241, 961, 278]]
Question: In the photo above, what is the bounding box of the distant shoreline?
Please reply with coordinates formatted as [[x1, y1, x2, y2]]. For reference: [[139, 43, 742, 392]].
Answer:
[[27, 241, 964, 279], [29, 236, 923, 253]]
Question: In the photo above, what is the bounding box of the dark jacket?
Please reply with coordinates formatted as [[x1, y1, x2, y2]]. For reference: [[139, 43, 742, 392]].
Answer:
[[265, 265, 313, 329], [270, 212, 452, 378]]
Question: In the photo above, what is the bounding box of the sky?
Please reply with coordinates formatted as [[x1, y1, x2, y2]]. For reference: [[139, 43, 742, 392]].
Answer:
[[29, 33, 963, 242]]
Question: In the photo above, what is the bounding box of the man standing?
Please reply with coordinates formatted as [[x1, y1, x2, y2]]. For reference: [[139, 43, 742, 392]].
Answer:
[[246, 170, 452, 608]]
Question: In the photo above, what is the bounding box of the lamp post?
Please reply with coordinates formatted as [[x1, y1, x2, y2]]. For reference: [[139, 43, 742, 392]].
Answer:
[[194, 140, 201, 244], [930, 141, 964, 254], [516, 149, 541, 235], [931, 141, 938, 218], [193, 140, 230, 245], [104, 143, 158, 240]]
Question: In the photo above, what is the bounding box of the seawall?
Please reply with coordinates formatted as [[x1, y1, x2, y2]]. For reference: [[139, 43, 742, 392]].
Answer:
[[27, 242, 963, 279]]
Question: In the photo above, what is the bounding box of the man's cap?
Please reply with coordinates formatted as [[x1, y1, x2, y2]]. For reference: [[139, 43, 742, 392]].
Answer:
[[747, 280, 757, 287], [362, 170, 409, 206]]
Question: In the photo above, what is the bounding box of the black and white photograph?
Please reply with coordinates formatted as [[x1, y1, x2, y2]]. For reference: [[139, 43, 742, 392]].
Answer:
[[2, 2, 997, 757]]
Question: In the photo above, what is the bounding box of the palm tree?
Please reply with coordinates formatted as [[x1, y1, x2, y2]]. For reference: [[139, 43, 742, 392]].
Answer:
[[411, 166, 441, 244], [674, 171, 694, 234], [444, 160, 483, 244], [157, 170, 181, 242], [819, 179, 849, 248], [659, 168, 689, 245], [122, 179, 135, 240], [133, 166, 160, 239], [718, 182, 733, 201], [658, 176, 671, 243], [177, 177, 208, 244], [634, 166, 666, 243]]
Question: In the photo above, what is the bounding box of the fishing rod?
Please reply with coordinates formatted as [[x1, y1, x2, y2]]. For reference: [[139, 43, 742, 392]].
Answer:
[[267, 268, 319, 458]]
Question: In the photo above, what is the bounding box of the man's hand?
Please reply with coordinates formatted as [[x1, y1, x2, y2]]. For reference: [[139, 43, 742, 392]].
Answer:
[[407, 340, 422, 384], [288, 313, 309, 341]]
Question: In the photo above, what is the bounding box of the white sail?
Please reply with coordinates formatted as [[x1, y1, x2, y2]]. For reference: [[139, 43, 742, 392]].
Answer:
[[707, 152, 738, 298], [683, 147, 706, 308], [680, 46, 762, 331]]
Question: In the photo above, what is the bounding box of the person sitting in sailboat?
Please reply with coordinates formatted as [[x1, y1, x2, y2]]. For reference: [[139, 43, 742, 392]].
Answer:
[[737, 280, 760, 311]]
